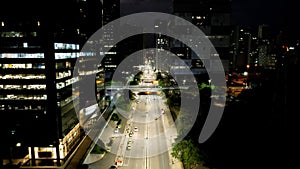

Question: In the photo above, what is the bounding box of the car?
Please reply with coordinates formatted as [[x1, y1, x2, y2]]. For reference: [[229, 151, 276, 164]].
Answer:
[[134, 127, 138, 132], [106, 146, 111, 152], [116, 156, 123, 166], [110, 165, 118, 169], [129, 131, 133, 137], [127, 140, 133, 145], [126, 144, 132, 150], [117, 124, 122, 128]]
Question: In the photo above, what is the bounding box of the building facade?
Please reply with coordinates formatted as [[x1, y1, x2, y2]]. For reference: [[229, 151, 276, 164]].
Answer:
[[168, 0, 232, 84], [0, 0, 105, 167]]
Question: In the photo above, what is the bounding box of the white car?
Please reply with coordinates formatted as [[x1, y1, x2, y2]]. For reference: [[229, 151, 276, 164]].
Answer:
[[134, 127, 138, 132], [116, 156, 123, 166], [126, 144, 132, 150]]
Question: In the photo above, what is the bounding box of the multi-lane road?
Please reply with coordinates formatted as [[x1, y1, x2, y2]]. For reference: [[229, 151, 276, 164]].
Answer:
[[87, 65, 179, 169], [89, 90, 176, 169], [88, 93, 174, 169], [122, 94, 170, 169]]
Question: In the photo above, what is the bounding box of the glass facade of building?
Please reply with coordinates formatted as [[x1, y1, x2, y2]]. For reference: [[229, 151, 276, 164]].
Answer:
[[0, 0, 106, 167]]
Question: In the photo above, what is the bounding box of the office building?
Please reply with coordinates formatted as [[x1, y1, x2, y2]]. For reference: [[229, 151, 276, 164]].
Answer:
[[0, 0, 104, 167], [167, 0, 232, 83], [101, 0, 120, 80]]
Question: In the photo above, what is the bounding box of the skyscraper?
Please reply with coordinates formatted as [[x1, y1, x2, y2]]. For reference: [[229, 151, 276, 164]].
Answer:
[[171, 0, 232, 82], [0, 0, 104, 167], [101, 0, 120, 81]]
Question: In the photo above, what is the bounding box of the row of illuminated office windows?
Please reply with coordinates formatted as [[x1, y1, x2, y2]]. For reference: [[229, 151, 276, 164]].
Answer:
[[0, 53, 44, 58], [78, 69, 100, 76], [55, 53, 79, 60], [0, 84, 46, 90], [0, 31, 37, 38], [0, 74, 45, 79], [56, 70, 72, 79], [0, 63, 45, 69], [56, 61, 73, 69], [54, 43, 80, 50], [1, 76, 77, 90], [56, 76, 79, 89], [0, 104, 45, 111], [0, 52, 98, 63], [0, 53, 79, 60], [0, 94, 47, 100], [2, 53, 79, 60]]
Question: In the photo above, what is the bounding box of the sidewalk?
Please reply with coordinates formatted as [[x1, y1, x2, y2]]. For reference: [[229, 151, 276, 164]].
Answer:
[[82, 153, 105, 164], [160, 97, 184, 169], [82, 109, 118, 165], [169, 152, 184, 169]]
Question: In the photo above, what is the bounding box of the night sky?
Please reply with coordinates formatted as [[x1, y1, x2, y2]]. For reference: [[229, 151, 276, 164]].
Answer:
[[121, 0, 299, 39], [231, 0, 288, 26], [120, 0, 172, 16], [231, 0, 299, 39]]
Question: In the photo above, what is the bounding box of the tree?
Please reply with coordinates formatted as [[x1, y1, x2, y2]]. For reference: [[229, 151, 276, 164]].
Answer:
[[171, 139, 205, 169], [111, 113, 119, 121]]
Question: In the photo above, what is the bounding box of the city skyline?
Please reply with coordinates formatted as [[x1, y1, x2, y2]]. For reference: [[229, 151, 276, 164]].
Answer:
[[0, 0, 297, 169], [121, 0, 299, 39]]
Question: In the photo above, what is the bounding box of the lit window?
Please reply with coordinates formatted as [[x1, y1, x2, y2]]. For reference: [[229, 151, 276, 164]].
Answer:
[[0, 53, 44, 58], [23, 42, 28, 48]]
